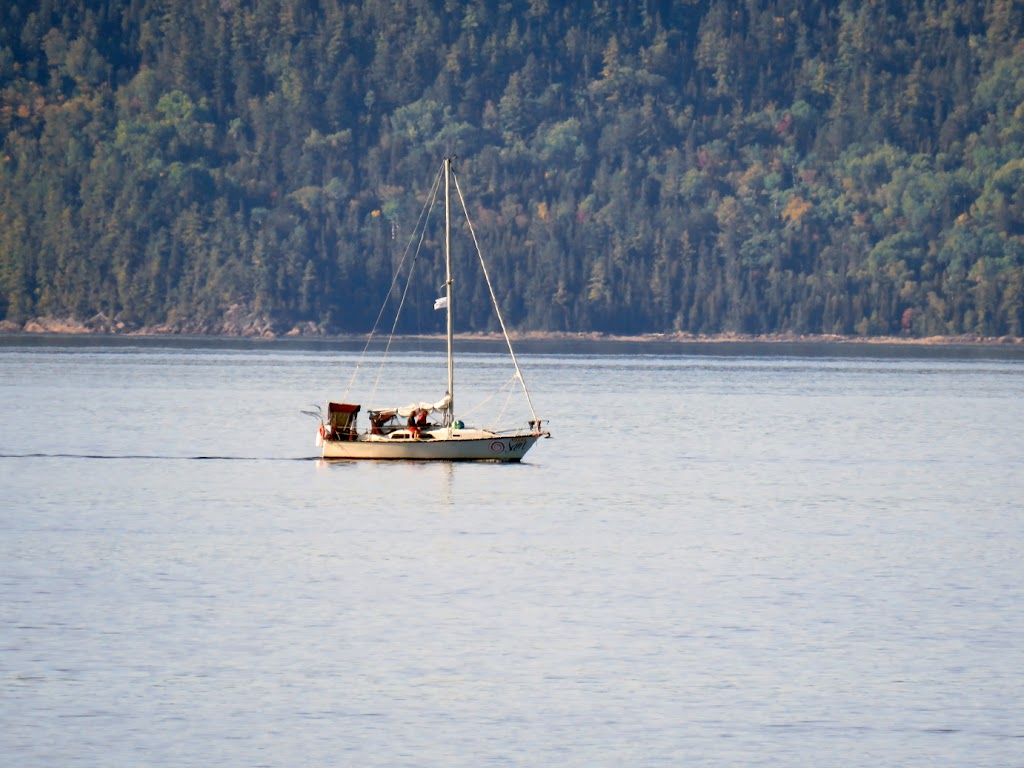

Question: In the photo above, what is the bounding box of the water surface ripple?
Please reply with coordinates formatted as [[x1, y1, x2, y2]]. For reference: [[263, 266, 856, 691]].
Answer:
[[2, 338, 1022, 767]]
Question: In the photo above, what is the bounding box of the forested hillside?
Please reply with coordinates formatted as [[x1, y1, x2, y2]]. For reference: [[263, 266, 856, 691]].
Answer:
[[1, 0, 1023, 337]]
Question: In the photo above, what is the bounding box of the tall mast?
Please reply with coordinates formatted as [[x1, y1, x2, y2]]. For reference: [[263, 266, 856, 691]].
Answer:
[[444, 157, 454, 428]]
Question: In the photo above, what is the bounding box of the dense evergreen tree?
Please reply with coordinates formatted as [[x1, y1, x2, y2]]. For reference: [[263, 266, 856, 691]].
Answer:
[[1, 0, 1022, 337]]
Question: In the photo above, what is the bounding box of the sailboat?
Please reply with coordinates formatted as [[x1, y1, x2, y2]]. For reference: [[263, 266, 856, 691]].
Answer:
[[311, 157, 550, 461]]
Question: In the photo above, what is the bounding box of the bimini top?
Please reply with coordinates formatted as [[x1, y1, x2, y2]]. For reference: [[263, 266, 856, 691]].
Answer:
[[327, 402, 360, 414]]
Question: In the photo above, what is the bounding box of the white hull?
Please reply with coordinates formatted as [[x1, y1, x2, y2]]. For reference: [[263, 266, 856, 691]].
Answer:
[[321, 429, 543, 461]]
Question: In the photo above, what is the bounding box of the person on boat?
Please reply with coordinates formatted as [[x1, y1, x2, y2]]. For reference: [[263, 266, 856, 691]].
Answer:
[[407, 410, 421, 439], [415, 409, 429, 427]]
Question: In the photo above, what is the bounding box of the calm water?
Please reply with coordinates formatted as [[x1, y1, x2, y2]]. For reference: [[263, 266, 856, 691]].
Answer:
[[2, 336, 1023, 767]]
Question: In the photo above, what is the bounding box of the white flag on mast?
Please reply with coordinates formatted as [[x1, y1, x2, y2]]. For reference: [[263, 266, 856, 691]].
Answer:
[[433, 296, 448, 310]]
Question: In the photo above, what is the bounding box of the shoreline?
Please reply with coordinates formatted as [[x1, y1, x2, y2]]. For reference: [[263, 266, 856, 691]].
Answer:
[[505, 330, 1024, 347], [1, 316, 1021, 348]]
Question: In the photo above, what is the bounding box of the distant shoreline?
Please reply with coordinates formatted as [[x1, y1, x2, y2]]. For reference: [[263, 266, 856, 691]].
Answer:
[[2, 316, 1021, 348], [492, 330, 1024, 347]]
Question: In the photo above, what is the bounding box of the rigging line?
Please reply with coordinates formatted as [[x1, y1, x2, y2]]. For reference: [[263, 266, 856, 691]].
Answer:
[[451, 169, 541, 424], [342, 163, 445, 402], [457, 374, 519, 421], [494, 376, 517, 425], [370, 163, 446, 405]]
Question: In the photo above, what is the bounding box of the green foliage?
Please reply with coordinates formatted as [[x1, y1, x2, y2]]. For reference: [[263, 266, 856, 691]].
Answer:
[[1, 0, 1023, 337]]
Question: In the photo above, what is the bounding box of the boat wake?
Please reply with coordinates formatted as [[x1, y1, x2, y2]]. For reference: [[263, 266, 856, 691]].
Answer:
[[0, 453, 316, 461]]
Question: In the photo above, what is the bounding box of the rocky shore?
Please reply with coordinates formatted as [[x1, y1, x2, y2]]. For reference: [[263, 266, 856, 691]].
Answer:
[[0, 305, 322, 339], [2, 314, 1021, 347]]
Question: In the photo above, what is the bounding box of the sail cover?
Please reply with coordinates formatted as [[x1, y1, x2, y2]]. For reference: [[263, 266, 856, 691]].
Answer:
[[392, 395, 451, 418]]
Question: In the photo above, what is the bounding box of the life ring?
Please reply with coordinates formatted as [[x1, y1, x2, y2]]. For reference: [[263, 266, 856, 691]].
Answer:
[[319, 423, 327, 439]]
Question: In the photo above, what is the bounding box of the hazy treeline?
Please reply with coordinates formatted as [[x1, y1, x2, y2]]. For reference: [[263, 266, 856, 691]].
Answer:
[[1, 0, 1022, 337]]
